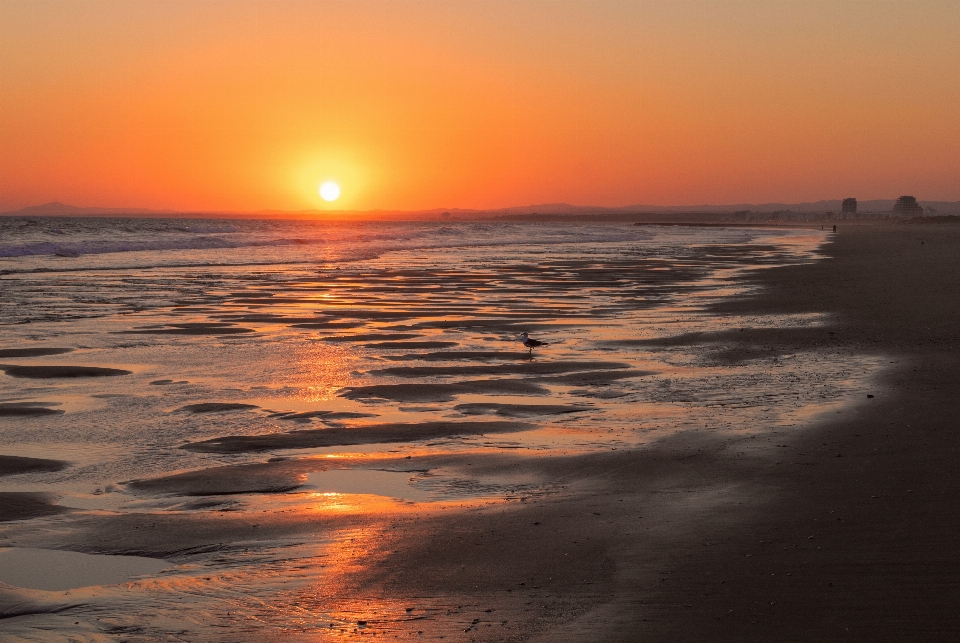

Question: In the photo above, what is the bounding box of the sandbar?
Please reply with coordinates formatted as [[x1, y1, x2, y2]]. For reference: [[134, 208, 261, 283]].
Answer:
[[363, 340, 459, 349], [368, 360, 631, 378], [383, 350, 540, 362], [0, 348, 73, 358], [454, 402, 592, 417], [182, 420, 531, 453], [118, 327, 254, 335], [0, 492, 70, 522], [0, 403, 65, 417], [0, 455, 69, 476], [176, 402, 259, 413], [0, 365, 132, 378], [320, 333, 422, 342], [340, 378, 550, 403]]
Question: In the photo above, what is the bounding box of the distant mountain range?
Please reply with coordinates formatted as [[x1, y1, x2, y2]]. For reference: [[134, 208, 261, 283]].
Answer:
[[3, 202, 181, 217], [4, 198, 960, 218]]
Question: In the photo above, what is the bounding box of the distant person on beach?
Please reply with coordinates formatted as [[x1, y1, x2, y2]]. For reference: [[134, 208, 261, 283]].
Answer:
[[833, 225, 837, 232]]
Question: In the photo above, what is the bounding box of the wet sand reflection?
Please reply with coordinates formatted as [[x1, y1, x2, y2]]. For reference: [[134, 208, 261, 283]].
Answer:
[[1, 225, 885, 639]]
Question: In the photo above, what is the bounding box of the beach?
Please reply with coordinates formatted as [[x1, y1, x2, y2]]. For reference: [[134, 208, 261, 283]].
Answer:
[[1, 219, 957, 640]]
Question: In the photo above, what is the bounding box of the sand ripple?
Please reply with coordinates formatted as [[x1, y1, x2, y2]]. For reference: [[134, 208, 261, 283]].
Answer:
[[0, 402, 65, 417], [0, 348, 73, 358], [0, 365, 131, 378], [182, 420, 531, 453], [0, 492, 70, 522]]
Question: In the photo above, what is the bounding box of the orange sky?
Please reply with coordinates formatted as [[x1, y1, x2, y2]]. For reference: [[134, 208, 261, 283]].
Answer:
[[1, 0, 958, 212]]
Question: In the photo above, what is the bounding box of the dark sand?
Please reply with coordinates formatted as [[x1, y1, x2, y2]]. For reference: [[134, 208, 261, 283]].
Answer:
[[383, 350, 543, 362], [0, 455, 68, 477], [0, 492, 70, 522], [182, 420, 532, 453], [453, 402, 592, 417], [340, 379, 551, 403], [0, 365, 132, 378], [363, 341, 459, 349], [118, 327, 255, 335], [368, 360, 631, 378], [176, 402, 260, 414], [125, 460, 309, 496], [0, 403, 65, 417], [288, 321, 367, 329], [534, 368, 653, 386], [319, 333, 422, 342], [0, 348, 73, 358], [267, 410, 376, 420]]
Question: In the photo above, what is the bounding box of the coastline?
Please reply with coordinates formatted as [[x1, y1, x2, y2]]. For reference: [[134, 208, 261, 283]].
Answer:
[[2, 222, 957, 639], [545, 223, 960, 639], [338, 223, 960, 640]]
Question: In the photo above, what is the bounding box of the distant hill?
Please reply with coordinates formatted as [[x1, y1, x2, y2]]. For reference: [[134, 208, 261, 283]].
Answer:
[[3, 202, 180, 217], [4, 199, 959, 219]]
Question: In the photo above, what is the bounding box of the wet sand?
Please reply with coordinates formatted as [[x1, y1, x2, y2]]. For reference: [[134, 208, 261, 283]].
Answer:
[[0, 455, 68, 476], [0, 348, 74, 358], [0, 492, 71, 522], [4, 223, 955, 639], [356, 224, 960, 640], [0, 365, 132, 378], [0, 403, 65, 417], [182, 420, 532, 453]]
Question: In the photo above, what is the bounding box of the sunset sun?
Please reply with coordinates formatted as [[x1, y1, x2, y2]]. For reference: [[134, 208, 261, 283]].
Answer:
[[319, 181, 340, 202]]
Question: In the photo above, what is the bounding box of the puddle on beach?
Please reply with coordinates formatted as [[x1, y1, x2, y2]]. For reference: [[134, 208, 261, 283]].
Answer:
[[0, 547, 170, 591], [0, 394, 108, 416], [307, 469, 434, 501], [305, 466, 542, 504]]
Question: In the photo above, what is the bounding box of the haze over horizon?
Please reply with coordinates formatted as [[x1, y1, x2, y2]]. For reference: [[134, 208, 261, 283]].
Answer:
[[2, 0, 958, 213], [6, 196, 960, 219]]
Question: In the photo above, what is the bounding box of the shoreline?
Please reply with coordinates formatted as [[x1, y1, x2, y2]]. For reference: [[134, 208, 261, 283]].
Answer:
[[336, 223, 960, 640], [3, 223, 957, 638], [5, 210, 958, 226], [538, 223, 960, 639]]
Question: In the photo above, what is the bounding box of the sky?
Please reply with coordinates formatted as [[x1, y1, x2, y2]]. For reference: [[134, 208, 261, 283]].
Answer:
[[1, 0, 958, 213]]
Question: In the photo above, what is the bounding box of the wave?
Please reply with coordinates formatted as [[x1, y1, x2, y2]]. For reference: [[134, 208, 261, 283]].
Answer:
[[0, 221, 662, 260], [172, 224, 241, 234], [0, 223, 806, 280], [0, 235, 320, 258]]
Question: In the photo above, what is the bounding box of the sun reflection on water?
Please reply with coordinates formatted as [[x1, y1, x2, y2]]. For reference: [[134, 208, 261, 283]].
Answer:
[[0, 224, 886, 640]]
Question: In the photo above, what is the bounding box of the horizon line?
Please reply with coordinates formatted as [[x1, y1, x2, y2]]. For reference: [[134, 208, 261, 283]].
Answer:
[[4, 196, 957, 218]]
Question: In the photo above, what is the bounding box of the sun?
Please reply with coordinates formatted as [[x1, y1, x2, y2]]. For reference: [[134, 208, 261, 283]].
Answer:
[[319, 181, 340, 202]]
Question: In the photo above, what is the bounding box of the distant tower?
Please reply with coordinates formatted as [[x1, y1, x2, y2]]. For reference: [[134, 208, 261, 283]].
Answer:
[[841, 198, 857, 215], [893, 196, 923, 216]]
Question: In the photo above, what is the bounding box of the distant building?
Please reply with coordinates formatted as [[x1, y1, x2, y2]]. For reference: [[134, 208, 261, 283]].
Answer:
[[842, 198, 857, 214], [893, 196, 923, 216]]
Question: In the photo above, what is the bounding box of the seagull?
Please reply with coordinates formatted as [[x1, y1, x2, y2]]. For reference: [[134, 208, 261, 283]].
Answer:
[[519, 332, 547, 354]]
